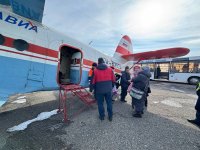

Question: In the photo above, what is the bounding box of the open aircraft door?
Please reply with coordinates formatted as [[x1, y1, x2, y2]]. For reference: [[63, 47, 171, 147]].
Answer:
[[56, 45, 96, 122], [57, 45, 83, 86]]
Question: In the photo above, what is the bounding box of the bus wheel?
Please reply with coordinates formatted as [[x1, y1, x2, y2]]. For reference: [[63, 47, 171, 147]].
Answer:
[[188, 77, 200, 85]]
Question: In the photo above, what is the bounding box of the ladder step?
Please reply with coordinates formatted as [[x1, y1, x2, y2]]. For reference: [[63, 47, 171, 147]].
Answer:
[[75, 92, 89, 97], [81, 99, 96, 104], [61, 84, 96, 105]]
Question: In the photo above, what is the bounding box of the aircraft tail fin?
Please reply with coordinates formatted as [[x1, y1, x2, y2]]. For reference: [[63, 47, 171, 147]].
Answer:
[[113, 35, 133, 61]]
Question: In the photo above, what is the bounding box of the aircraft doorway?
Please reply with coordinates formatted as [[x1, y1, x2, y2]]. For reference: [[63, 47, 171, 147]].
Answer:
[[154, 63, 169, 80], [58, 45, 83, 85]]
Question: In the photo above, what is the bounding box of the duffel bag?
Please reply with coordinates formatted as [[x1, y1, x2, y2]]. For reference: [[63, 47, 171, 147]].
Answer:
[[130, 87, 144, 100]]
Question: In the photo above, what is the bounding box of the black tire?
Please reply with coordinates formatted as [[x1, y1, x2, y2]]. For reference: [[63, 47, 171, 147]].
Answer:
[[188, 77, 200, 85]]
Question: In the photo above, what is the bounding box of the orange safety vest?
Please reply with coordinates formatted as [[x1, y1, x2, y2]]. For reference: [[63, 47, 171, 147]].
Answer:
[[88, 69, 93, 77]]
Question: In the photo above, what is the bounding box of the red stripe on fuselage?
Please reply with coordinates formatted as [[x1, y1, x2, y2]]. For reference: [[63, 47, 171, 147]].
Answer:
[[0, 47, 122, 72], [2, 36, 122, 72], [2, 36, 58, 58], [3, 36, 13, 48], [83, 59, 94, 66], [28, 44, 58, 58]]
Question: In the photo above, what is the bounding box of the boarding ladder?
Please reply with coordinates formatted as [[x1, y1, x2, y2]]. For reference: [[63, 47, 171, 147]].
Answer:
[[58, 84, 96, 122]]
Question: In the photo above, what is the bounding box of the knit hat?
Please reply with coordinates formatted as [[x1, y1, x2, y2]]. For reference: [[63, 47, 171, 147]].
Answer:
[[92, 62, 97, 67], [111, 66, 115, 69], [125, 66, 129, 70], [98, 58, 105, 64], [142, 66, 150, 73]]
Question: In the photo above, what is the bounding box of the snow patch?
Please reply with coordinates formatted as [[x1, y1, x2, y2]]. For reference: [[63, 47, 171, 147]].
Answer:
[[11, 95, 27, 104], [170, 88, 185, 93], [11, 99, 26, 104], [7, 109, 58, 132], [17, 96, 26, 99], [161, 100, 182, 108], [153, 101, 159, 104]]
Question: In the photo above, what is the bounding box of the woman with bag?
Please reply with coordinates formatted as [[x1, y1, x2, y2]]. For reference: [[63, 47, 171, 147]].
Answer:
[[130, 66, 151, 118]]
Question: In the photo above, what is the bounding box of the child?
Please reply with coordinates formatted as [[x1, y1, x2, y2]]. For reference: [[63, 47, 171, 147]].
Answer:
[[112, 85, 120, 101]]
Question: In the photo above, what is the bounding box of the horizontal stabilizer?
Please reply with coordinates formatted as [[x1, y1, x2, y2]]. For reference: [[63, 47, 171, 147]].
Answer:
[[121, 47, 190, 61]]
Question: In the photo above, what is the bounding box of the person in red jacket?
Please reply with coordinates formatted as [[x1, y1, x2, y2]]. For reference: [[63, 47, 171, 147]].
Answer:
[[92, 58, 115, 121]]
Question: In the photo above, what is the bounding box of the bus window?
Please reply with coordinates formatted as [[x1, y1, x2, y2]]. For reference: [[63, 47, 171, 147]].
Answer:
[[157, 63, 169, 72], [171, 61, 189, 73], [155, 63, 169, 79], [141, 63, 155, 72], [149, 63, 155, 72], [189, 61, 200, 73]]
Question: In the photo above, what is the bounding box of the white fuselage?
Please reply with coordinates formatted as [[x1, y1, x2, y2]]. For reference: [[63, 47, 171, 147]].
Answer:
[[0, 7, 126, 106]]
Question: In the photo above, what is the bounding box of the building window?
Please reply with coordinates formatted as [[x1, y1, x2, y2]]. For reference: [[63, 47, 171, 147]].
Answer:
[[0, 34, 5, 45], [13, 39, 29, 51]]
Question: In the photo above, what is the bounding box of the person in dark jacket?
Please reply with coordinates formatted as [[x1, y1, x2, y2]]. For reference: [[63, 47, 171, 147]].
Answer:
[[120, 66, 131, 102], [156, 65, 161, 79], [92, 58, 115, 121], [142, 66, 151, 108], [187, 82, 200, 128], [131, 68, 151, 118]]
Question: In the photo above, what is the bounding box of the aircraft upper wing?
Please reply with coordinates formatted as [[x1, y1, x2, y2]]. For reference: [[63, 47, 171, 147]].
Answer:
[[0, 0, 10, 5], [121, 47, 190, 61], [0, 0, 45, 22]]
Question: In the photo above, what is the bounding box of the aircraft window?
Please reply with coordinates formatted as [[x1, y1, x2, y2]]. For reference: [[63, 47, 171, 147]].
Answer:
[[0, 34, 5, 45], [13, 39, 29, 51]]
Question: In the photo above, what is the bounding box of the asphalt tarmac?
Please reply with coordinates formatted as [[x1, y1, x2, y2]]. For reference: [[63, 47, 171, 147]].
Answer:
[[0, 81, 199, 150]]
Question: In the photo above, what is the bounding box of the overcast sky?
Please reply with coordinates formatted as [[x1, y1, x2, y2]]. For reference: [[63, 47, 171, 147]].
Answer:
[[43, 0, 200, 57]]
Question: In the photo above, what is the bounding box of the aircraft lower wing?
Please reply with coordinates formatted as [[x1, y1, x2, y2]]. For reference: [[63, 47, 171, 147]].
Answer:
[[121, 47, 190, 61], [0, 0, 45, 22]]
